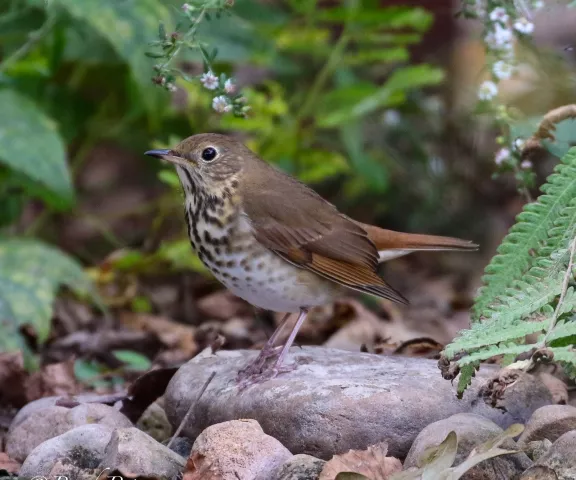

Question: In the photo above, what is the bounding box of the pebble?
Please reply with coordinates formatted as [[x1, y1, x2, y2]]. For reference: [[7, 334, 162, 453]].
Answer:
[[184, 419, 292, 480], [518, 405, 576, 445], [7, 403, 132, 462], [19, 424, 114, 477]]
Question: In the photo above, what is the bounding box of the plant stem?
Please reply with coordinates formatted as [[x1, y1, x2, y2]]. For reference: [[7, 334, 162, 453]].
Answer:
[[297, 29, 350, 120], [159, 7, 207, 73], [0, 12, 58, 74], [541, 235, 576, 346]]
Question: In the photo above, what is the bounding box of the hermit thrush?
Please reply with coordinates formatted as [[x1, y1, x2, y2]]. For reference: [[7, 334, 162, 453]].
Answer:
[[145, 134, 477, 384]]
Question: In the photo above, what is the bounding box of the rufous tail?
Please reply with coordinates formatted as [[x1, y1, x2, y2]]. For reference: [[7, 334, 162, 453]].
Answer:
[[357, 222, 478, 263]]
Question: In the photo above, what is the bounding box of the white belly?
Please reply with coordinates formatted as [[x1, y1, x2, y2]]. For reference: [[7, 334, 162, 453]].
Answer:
[[212, 246, 337, 312]]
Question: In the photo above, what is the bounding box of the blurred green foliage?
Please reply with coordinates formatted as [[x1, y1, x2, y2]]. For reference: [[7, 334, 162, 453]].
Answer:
[[0, 0, 445, 354]]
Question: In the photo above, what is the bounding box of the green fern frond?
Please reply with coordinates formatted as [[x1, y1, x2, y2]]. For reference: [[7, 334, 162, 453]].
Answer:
[[473, 148, 576, 318], [547, 315, 576, 343], [456, 343, 537, 366], [443, 319, 547, 358], [443, 146, 576, 394], [457, 363, 478, 398]]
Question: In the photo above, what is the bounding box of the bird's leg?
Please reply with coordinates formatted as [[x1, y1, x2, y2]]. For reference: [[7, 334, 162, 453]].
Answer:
[[271, 308, 308, 370], [236, 308, 309, 387], [236, 312, 292, 381]]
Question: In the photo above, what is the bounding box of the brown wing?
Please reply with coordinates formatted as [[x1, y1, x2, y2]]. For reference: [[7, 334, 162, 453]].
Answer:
[[240, 162, 406, 304]]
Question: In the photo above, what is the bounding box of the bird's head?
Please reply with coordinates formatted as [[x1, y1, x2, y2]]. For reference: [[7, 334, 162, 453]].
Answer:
[[145, 133, 250, 195]]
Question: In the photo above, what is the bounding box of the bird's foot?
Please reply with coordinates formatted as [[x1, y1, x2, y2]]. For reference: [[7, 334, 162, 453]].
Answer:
[[236, 350, 295, 390], [236, 344, 282, 380], [236, 362, 295, 390]]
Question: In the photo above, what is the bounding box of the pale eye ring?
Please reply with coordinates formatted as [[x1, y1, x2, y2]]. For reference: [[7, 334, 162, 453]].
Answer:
[[201, 147, 217, 162]]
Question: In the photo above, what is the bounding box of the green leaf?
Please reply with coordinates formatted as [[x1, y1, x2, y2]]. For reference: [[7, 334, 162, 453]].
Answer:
[[52, 0, 171, 107], [112, 350, 152, 371], [318, 65, 444, 127], [0, 89, 73, 208], [0, 238, 97, 352], [157, 169, 181, 189], [319, 6, 432, 31], [456, 364, 477, 398], [296, 149, 350, 183]]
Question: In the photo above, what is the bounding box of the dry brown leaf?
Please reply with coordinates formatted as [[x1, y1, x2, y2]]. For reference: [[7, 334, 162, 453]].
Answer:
[[0, 452, 21, 474], [319, 442, 402, 480], [0, 352, 29, 407], [25, 358, 80, 400], [120, 312, 198, 358], [182, 452, 222, 480], [120, 367, 178, 422], [197, 290, 252, 320]]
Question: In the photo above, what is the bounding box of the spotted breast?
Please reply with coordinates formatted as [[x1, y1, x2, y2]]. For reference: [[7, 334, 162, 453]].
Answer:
[[180, 170, 339, 313]]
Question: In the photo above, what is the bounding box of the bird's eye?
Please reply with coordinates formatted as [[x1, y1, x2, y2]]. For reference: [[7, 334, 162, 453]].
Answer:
[[201, 147, 217, 162]]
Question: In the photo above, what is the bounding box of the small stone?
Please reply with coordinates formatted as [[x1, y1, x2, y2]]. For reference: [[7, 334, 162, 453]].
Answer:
[[48, 460, 100, 480], [20, 424, 114, 477], [404, 413, 532, 479], [276, 454, 326, 480], [136, 401, 172, 443], [523, 439, 553, 462], [164, 347, 551, 459], [538, 373, 569, 405], [520, 465, 559, 479], [101, 427, 185, 479], [184, 419, 292, 480], [166, 436, 194, 458], [9, 393, 112, 430], [534, 430, 576, 479], [518, 405, 576, 445], [7, 403, 132, 462]]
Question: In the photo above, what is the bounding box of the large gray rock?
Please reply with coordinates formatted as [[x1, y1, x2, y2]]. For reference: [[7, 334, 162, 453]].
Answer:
[[164, 347, 552, 459], [534, 430, 576, 479], [7, 403, 132, 462], [518, 405, 576, 445], [186, 419, 292, 480], [404, 413, 532, 479], [20, 424, 114, 477], [100, 427, 185, 479]]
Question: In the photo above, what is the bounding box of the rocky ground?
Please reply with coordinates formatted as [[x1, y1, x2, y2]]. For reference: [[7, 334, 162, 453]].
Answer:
[[2, 346, 576, 480]]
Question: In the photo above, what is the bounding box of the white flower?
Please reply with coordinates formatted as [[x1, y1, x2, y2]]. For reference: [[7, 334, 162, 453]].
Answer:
[[478, 80, 498, 101], [212, 95, 231, 113], [514, 138, 526, 150], [200, 71, 218, 90], [495, 148, 511, 165], [521, 159, 533, 169], [485, 24, 514, 50], [182, 3, 191, 12], [493, 60, 514, 80], [489, 7, 509, 23], [514, 18, 534, 34], [494, 24, 513, 45], [166, 83, 177, 92], [474, 0, 486, 16], [383, 109, 401, 126], [224, 79, 236, 94]]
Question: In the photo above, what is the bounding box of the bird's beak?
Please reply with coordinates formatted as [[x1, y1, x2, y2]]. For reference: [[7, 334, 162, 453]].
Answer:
[[144, 149, 191, 168]]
